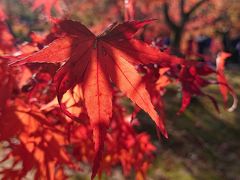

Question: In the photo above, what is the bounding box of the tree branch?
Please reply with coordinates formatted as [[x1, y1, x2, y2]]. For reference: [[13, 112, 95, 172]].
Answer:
[[186, 0, 209, 18], [180, 0, 185, 17], [163, 2, 178, 30]]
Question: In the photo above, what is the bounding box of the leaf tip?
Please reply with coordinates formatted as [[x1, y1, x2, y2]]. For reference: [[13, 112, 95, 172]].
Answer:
[[227, 93, 238, 112]]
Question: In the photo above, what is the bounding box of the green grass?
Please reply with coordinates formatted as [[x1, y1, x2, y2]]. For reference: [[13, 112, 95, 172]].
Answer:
[[148, 68, 240, 180]]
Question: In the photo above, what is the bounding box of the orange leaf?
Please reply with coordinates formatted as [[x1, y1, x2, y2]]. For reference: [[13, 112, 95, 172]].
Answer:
[[10, 19, 169, 178], [216, 52, 238, 112]]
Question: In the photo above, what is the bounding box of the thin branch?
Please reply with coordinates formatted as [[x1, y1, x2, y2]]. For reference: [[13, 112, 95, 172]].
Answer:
[[180, 0, 185, 17], [186, 0, 209, 18]]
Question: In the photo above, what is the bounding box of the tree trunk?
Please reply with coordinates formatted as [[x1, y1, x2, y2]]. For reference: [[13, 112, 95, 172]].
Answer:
[[172, 27, 183, 50]]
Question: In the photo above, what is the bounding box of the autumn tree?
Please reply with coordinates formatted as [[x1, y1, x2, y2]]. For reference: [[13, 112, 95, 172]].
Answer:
[[162, 0, 213, 49], [0, 0, 238, 179]]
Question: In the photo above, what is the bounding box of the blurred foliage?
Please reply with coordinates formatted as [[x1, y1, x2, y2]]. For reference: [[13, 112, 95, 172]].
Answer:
[[0, 0, 240, 179]]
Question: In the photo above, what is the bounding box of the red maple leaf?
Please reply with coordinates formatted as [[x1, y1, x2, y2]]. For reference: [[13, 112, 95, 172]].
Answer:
[[178, 63, 219, 114], [10, 19, 171, 179], [0, 104, 74, 179], [216, 52, 238, 112]]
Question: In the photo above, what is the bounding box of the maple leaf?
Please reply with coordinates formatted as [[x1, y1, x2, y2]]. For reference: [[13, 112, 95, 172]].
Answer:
[[216, 52, 238, 112], [10, 19, 169, 179], [0, 103, 74, 179], [178, 63, 219, 114]]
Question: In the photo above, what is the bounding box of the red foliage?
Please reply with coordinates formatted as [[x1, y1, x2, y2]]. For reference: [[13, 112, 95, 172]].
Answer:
[[216, 52, 238, 112], [0, 104, 74, 180], [0, 22, 15, 54], [0, 4, 7, 21], [11, 19, 169, 179], [0, 1, 237, 179]]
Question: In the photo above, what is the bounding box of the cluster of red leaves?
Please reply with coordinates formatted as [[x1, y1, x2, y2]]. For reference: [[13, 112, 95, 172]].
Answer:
[[0, 5, 237, 180], [69, 93, 156, 178], [0, 52, 156, 179], [0, 59, 155, 179], [10, 19, 170, 179], [0, 19, 160, 179]]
